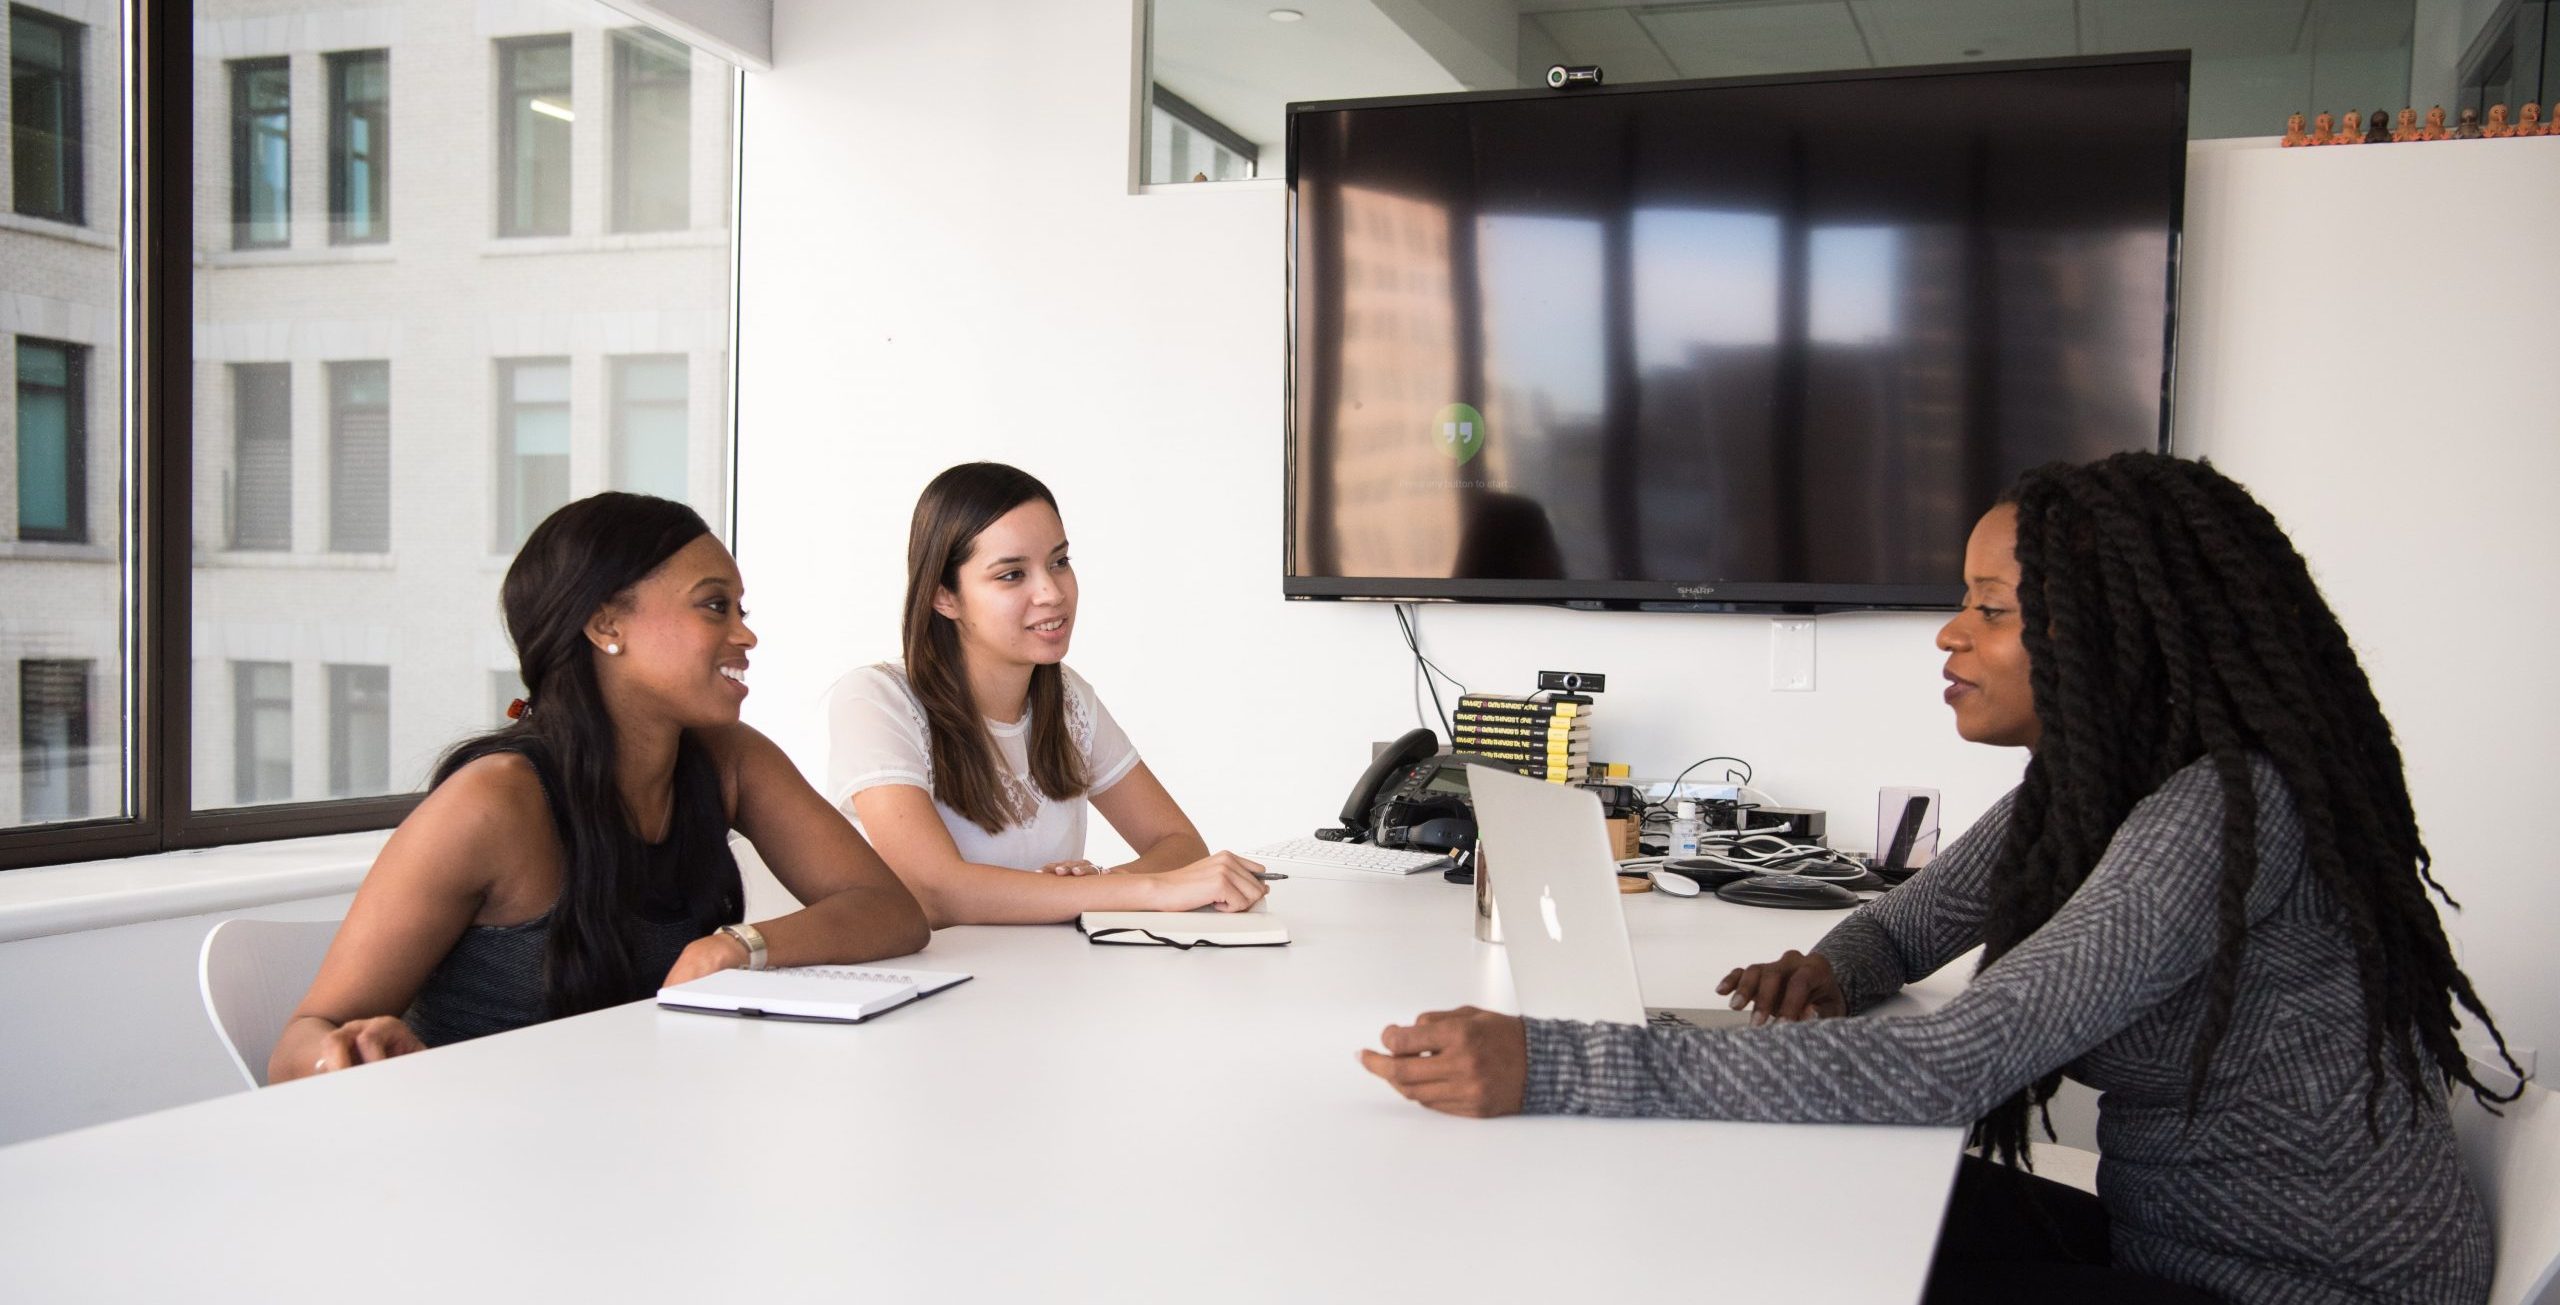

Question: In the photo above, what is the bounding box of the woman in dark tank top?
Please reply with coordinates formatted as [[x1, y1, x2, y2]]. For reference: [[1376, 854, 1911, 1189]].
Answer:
[[270, 493, 929, 1081]]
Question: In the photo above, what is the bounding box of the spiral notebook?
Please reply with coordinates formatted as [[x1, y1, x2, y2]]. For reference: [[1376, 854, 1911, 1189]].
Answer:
[[657, 964, 972, 1023]]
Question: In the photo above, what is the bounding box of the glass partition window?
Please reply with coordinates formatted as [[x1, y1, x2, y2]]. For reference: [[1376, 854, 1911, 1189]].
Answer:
[[14, 339, 86, 542], [612, 29, 689, 232], [10, 4, 84, 224], [498, 35, 573, 237], [327, 50, 390, 244], [229, 57, 291, 249], [610, 355, 687, 501], [328, 361, 389, 553]]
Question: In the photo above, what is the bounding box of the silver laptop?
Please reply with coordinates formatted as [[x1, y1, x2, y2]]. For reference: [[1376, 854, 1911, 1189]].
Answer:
[[1469, 764, 1748, 1030]]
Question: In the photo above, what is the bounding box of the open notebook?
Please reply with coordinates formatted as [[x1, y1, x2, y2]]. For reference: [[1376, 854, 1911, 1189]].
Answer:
[[1077, 911, 1290, 949], [657, 965, 972, 1023]]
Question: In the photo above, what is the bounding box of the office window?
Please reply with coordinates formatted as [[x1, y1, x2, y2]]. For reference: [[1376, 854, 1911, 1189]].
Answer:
[[611, 29, 689, 233], [1145, 86, 1256, 185], [229, 363, 291, 550], [610, 355, 687, 501], [327, 50, 389, 243], [496, 358, 569, 549], [14, 339, 86, 542], [230, 57, 291, 248], [327, 663, 389, 798], [10, 5, 84, 223], [498, 36, 572, 237], [328, 361, 389, 552], [232, 661, 292, 804], [17, 660, 91, 822]]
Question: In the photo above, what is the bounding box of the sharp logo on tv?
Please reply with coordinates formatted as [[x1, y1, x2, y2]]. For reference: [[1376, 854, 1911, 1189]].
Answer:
[[1677, 585, 1718, 599], [1432, 403, 1485, 465]]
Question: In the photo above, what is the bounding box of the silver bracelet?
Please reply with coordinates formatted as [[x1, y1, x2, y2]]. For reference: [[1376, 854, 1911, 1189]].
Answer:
[[717, 922, 769, 970]]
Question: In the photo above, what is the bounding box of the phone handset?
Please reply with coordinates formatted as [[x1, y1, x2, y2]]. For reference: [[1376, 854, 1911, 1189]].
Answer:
[[1326, 728, 1439, 842]]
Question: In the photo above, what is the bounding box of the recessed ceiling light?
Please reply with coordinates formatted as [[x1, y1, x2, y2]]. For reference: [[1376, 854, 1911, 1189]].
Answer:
[[1268, 8, 1304, 21]]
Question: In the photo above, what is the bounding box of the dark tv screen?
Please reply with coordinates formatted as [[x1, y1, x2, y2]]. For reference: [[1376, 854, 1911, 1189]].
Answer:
[[1286, 55, 2188, 610]]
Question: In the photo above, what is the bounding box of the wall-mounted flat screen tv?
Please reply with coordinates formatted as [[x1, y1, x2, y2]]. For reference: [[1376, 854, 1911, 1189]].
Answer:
[[1286, 54, 2188, 611]]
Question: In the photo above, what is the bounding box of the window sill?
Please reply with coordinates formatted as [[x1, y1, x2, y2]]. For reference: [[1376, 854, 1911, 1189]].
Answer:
[[481, 229, 728, 257], [197, 244, 399, 268], [0, 211, 116, 248], [0, 829, 385, 944], [196, 550, 397, 570], [0, 540, 115, 562], [1131, 177, 1282, 197]]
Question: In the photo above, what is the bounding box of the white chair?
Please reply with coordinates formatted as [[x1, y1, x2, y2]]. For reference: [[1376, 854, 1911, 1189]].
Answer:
[[2454, 1066, 2560, 1305], [197, 919, 339, 1089]]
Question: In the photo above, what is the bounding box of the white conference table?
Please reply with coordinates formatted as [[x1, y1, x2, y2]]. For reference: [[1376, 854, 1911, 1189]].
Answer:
[[0, 869, 1968, 1303]]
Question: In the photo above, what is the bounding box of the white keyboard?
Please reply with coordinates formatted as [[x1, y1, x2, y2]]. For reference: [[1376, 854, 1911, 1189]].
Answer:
[[1248, 837, 1454, 880]]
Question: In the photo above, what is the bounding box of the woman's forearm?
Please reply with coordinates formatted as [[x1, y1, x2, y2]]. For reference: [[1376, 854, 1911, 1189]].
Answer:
[[1108, 830, 1211, 876], [758, 882, 932, 963]]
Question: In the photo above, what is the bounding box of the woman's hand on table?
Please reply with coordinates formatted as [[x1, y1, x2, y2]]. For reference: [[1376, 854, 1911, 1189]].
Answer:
[[1359, 1006, 1527, 1118], [1717, 949, 1843, 1025], [307, 1015, 427, 1075], [662, 931, 752, 987], [1141, 852, 1269, 912]]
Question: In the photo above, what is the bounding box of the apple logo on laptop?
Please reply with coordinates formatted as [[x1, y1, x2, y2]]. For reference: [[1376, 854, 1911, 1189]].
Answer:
[[1540, 886, 1564, 942]]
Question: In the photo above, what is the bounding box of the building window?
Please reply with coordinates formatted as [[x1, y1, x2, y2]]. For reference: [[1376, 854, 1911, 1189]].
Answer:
[[327, 50, 389, 244], [496, 358, 569, 549], [229, 57, 291, 249], [9, 5, 84, 224], [232, 661, 292, 804], [497, 35, 572, 237], [327, 663, 389, 798], [611, 28, 689, 233], [230, 363, 291, 550], [1146, 86, 1257, 185], [14, 338, 86, 542], [328, 361, 389, 552], [17, 660, 91, 822], [610, 355, 687, 501]]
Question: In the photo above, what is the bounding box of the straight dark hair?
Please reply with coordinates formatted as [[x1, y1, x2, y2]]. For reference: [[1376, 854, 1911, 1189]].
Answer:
[[434, 492, 742, 1019], [901, 462, 1087, 835], [1970, 452, 2519, 1168]]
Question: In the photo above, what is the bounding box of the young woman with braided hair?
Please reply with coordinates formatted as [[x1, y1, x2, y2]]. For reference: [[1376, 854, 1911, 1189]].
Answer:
[[1361, 452, 2521, 1304]]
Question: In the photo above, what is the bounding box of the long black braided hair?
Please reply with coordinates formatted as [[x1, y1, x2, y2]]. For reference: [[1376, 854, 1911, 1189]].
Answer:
[[1969, 451, 2521, 1168]]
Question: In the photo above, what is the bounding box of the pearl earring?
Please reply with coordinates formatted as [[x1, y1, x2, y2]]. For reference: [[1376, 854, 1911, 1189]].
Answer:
[[605, 643, 621, 656]]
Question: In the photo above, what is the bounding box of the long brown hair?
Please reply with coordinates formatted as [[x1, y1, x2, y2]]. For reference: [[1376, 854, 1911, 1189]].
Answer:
[[902, 463, 1089, 834]]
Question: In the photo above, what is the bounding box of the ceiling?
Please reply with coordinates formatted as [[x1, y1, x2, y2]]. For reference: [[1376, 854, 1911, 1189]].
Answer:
[[1151, 0, 2418, 151]]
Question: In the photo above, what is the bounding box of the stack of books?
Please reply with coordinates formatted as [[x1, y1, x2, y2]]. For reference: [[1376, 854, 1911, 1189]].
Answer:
[[1452, 692, 1592, 783]]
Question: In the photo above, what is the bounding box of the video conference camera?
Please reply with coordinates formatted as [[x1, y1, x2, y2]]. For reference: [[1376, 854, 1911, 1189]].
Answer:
[[1545, 64, 1604, 90]]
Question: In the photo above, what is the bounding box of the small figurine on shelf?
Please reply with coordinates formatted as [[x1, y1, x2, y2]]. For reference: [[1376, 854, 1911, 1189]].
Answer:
[[2282, 112, 2310, 146], [2312, 111, 2336, 144], [2484, 104, 2512, 137], [2393, 107, 2421, 141], [2364, 108, 2392, 143], [2519, 102, 2544, 135], [2455, 106, 2484, 139], [2422, 105, 2450, 140], [2336, 110, 2365, 143]]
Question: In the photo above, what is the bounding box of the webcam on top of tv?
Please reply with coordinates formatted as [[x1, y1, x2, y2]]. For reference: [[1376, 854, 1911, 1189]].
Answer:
[[1546, 64, 1604, 91]]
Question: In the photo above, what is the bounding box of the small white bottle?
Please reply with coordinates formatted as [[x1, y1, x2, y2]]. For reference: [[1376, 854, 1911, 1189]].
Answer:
[[1669, 799, 1704, 859]]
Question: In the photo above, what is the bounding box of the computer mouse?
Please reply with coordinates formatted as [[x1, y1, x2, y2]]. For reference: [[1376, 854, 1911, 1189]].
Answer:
[[1715, 874, 1861, 910], [1651, 867, 1702, 897]]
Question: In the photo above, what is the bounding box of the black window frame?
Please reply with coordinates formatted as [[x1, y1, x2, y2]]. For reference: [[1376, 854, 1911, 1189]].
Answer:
[[0, 1, 741, 872], [325, 48, 388, 244], [10, 3, 87, 225], [496, 33, 572, 238], [14, 337, 88, 543], [227, 54, 290, 249]]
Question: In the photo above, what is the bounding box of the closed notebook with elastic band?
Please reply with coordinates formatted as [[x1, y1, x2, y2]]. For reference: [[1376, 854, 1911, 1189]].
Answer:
[[1077, 911, 1290, 949]]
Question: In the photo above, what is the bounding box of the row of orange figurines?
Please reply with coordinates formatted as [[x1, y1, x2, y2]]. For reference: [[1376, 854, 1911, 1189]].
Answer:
[[2281, 103, 2557, 146]]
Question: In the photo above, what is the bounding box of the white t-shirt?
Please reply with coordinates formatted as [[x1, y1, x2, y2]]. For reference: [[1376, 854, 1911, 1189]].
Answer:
[[825, 661, 1141, 872]]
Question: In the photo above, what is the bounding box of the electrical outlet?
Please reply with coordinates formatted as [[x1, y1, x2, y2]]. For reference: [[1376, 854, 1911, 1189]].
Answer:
[[1769, 619, 1815, 691]]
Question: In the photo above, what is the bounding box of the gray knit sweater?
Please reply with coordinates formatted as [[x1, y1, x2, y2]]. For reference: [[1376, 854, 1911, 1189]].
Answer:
[[1523, 757, 2491, 1304]]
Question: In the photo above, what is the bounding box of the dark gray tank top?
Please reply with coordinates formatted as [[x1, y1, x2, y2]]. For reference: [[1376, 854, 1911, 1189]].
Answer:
[[402, 739, 737, 1047]]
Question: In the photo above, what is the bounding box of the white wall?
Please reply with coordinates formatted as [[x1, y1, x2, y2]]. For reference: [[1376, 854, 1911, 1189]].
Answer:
[[737, 1, 2560, 1074]]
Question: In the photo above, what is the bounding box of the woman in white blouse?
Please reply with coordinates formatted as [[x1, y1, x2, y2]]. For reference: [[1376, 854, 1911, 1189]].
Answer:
[[825, 463, 1268, 927]]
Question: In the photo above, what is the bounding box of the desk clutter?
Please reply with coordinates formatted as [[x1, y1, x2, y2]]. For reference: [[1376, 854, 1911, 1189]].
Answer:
[[2281, 101, 2559, 145], [1451, 691, 1594, 783]]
